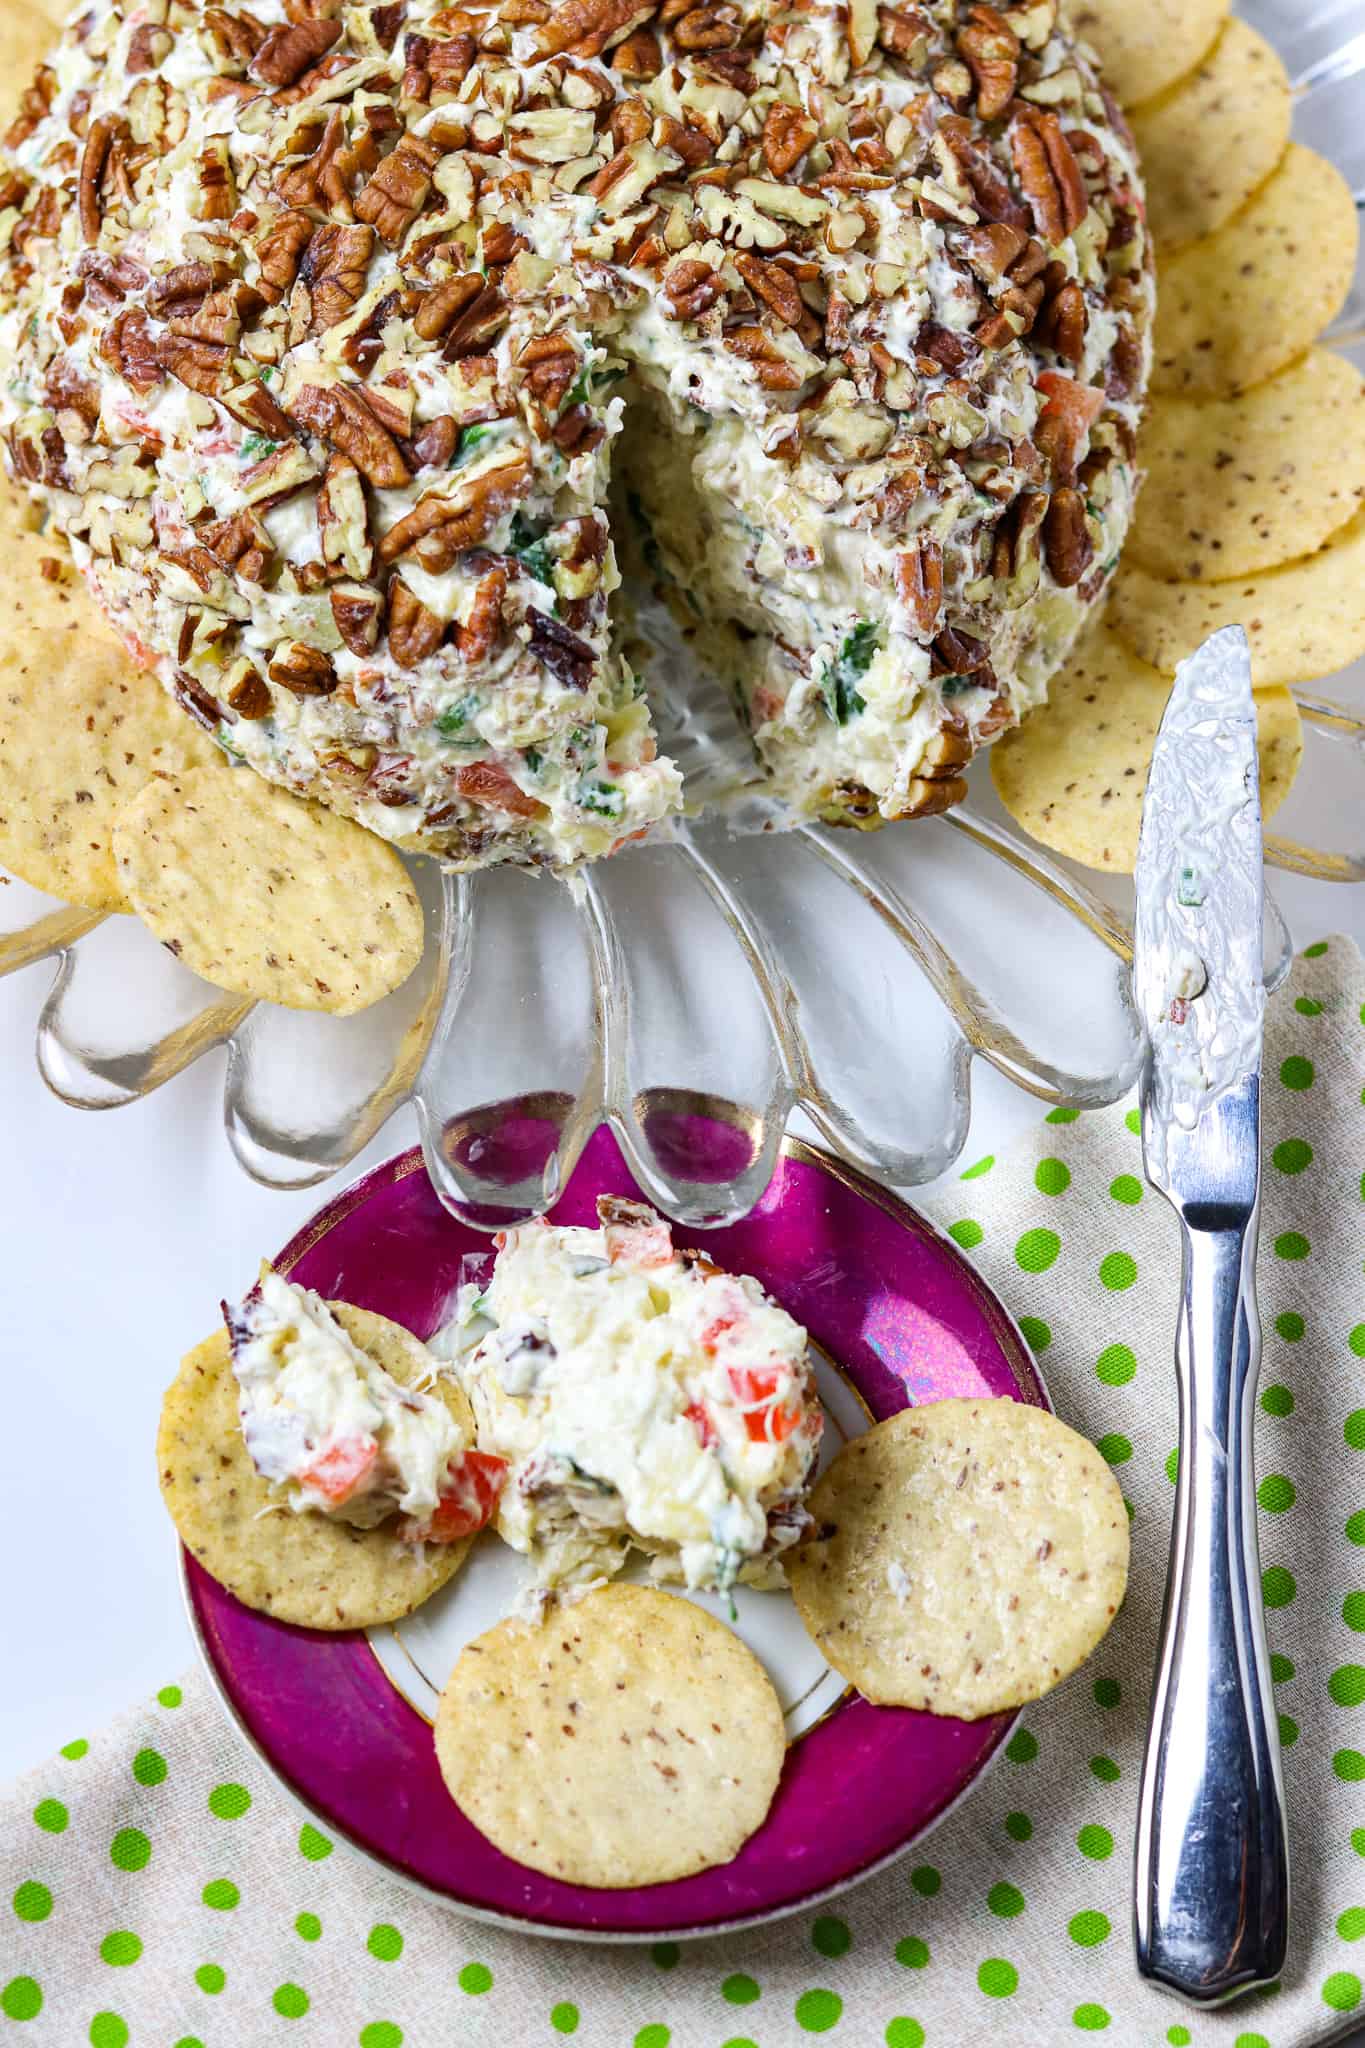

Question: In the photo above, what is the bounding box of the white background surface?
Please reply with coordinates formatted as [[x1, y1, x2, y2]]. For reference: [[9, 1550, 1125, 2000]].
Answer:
[[0, 864, 1360, 1993]]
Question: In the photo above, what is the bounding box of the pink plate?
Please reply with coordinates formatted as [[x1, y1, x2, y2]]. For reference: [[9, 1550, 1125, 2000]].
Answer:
[[184, 1129, 1047, 1938]]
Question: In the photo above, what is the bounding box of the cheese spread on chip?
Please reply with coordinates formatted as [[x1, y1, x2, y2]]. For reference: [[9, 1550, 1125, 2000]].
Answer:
[[225, 1266, 502, 1540], [447, 1197, 821, 1594]]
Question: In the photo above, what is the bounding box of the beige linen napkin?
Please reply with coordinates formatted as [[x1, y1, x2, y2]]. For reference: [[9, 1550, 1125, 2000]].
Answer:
[[2, 937, 1362, 2048]]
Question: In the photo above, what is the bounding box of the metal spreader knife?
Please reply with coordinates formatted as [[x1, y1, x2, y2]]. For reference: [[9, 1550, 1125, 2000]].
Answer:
[[1131, 624, 1290, 2003]]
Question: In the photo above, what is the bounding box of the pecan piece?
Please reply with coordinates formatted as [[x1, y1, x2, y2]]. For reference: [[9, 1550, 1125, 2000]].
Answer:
[[518, 332, 579, 410], [6, 66, 55, 151], [894, 537, 944, 637], [761, 100, 818, 177], [254, 210, 312, 302], [1010, 109, 1086, 245], [168, 283, 262, 348], [405, 416, 458, 469], [79, 115, 122, 245], [99, 308, 162, 394], [1043, 486, 1091, 587], [331, 579, 384, 653], [174, 672, 225, 732], [300, 221, 375, 330], [251, 17, 341, 84], [194, 139, 236, 221], [274, 107, 348, 212], [938, 115, 1028, 228], [656, 113, 711, 167], [269, 640, 338, 695], [457, 562, 508, 661], [222, 378, 296, 443], [529, 608, 594, 689], [288, 382, 411, 488], [533, 0, 651, 60], [156, 333, 231, 399], [733, 251, 803, 328], [413, 270, 483, 341], [453, 760, 547, 819], [378, 454, 531, 569], [355, 131, 442, 244], [1035, 277, 1086, 363], [956, 3, 1018, 119], [932, 624, 989, 675], [225, 661, 272, 718], [146, 259, 231, 319], [611, 26, 661, 75], [661, 257, 722, 321], [878, 5, 930, 61], [387, 576, 443, 666], [960, 220, 1029, 286], [725, 327, 804, 390], [201, 7, 266, 71], [201, 509, 271, 582], [127, 21, 173, 72], [990, 488, 1046, 605], [672, 3, 740, 50], [316, 453, 373, 578]]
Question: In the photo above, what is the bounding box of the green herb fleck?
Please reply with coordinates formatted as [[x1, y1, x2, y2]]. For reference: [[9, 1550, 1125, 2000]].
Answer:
[[454, 423, 491, 464], [578, 779, 625, 820], [436, 695, 482, 741], [509, 511, 555, 587], [239, 433, 279, 464], [523, 747, 543, 774], [819, 620, 877, 724], [626, 488, 665, 577]]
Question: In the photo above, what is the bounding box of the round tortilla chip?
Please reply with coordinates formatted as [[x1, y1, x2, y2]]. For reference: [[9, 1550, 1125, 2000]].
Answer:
[[1151, 145, 1358, 397], [434, 1583, 786, 1886], [158, 1307, 476, 1630], [990, 619, 1302, 872], [1129, 21, 1292, 248], [1070, 0, 1225, 107], [1110, 512, 1365, 686], [0, 488, 217, 910], [1129, 351, 1365, 582], [785, 1399, 1129, 1719], [113, 765, 424, 1014]]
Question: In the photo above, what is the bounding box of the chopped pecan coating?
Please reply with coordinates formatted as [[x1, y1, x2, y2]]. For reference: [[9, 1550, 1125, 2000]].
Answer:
[[0, 0, 1148, 865]]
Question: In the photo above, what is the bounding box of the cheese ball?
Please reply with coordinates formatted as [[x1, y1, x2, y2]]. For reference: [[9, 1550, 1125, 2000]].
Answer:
[[0, 0, 1150, 866]]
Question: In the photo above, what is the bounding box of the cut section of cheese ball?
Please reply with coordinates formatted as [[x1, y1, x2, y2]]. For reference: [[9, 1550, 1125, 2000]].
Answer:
[[0, 0, 1150, 865], [445, 1195, 823, 1596]]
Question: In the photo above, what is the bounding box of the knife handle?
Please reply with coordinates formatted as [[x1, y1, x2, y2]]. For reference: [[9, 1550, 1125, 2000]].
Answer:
[[1134, 1210, 1289, 2002]]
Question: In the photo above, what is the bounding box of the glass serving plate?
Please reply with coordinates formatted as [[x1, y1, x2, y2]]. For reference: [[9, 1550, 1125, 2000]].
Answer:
[[1, 0, 1361, 1229]]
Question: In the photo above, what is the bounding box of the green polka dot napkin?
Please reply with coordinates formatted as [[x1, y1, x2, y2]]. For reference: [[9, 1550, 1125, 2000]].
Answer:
[[3, 938, 1363, 2048]]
